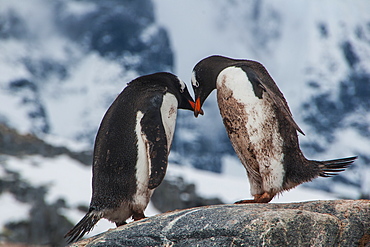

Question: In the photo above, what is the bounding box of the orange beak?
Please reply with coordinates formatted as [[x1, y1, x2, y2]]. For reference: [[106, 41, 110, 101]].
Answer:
[[193, 97, 204, 117]]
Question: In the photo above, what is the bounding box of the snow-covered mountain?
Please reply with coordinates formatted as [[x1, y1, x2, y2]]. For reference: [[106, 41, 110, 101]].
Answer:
[[0, 0, 369, 245], [0, 0, 172, 141]]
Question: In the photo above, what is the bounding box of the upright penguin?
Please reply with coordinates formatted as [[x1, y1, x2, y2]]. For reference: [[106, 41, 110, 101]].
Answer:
[[191, 55, 356, 203], [65, 72, 201, 243]]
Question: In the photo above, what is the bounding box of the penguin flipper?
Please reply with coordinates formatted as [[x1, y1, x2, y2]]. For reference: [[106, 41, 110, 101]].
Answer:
[[140, 111, 169, 190], [241, 65, 305, 135], [262, 82, 305, 135]]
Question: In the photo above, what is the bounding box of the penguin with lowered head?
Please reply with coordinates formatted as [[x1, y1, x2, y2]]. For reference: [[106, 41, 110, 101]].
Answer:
[[191, 55, 356, 203]]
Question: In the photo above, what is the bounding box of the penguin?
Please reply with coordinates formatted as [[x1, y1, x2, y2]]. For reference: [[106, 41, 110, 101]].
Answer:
[[65, 72, 202, 243], [191, 55, 356, 203]]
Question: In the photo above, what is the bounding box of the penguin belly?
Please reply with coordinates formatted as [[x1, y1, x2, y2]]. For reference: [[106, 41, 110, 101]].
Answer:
[[108, 93, 178, 223], [131, 110, 152, 218], [216, 67, 285, 196], [97, 110, 151, 225]]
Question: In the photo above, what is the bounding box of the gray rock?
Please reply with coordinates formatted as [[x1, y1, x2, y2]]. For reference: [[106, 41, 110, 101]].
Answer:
[[70, 200, 370, 247]]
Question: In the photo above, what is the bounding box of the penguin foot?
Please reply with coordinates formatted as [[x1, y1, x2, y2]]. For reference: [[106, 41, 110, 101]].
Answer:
[[115, 221, 127, 227], [255, 192, 274, 203], [234, 192, 274, 204], [132, 212, 146, 221], [234, 199, 257, 204]]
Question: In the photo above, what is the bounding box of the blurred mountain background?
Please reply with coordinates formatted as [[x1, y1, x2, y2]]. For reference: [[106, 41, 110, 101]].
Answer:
[[0, 0, 369, 246]]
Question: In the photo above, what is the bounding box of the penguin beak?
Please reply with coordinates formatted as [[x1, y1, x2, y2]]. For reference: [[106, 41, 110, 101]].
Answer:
[[193, 97, 204, 117]]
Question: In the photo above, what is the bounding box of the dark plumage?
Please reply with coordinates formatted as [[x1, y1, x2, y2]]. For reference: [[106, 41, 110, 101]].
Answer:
[[191, 55, 356, 203], [65, 72, 199, 243]]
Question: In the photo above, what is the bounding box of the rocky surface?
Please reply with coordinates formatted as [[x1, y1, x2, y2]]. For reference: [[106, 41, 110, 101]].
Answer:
[[71, 200, 370, 247]]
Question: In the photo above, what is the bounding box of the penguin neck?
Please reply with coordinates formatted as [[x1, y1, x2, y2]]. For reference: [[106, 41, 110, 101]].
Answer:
[[215, 66, 245, 94]]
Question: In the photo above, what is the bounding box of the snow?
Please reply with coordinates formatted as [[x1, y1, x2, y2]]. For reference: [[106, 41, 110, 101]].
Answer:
[[141, 24, 161, 44], [327, 128, 370, 158], [0, 90, 31, 133], [0, 40, 31, 82], [221, 155, 247, 178], [5, 155, 91, 205], [0, 192, 31, 223], [362, 167, 370, 196], [42, 134, 91, 152], [62, 0, 97, 16], [42, 52, 129, 140], [152, 0, 254, 83]]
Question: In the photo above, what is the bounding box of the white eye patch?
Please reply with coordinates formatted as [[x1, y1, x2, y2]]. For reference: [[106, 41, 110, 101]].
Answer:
[[191, 71, 199, 87], [177, 77, 186, 93]]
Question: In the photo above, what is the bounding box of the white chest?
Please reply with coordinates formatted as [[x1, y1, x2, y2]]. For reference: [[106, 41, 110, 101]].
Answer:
[[216, 67, 273, 138], [135, 111, 150, 187], [216, 66, 285, 192]]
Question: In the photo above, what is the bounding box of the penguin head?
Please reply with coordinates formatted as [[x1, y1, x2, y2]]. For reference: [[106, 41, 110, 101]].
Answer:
[[172, 75, 203, 113], [191, 55, 235, 117], [145, 72, 203, 114]]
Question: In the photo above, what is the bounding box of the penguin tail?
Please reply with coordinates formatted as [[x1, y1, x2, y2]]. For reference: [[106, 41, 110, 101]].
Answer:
[[64, 210, 102, 244], [317, 156, 357, 177]]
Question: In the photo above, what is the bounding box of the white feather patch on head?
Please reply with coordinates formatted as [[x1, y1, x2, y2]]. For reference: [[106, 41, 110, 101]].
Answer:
[[191, 71, 199, 87], [177, 77, 186, 93], [160, 93, 178, 150], [216, 66, 285, 194]]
